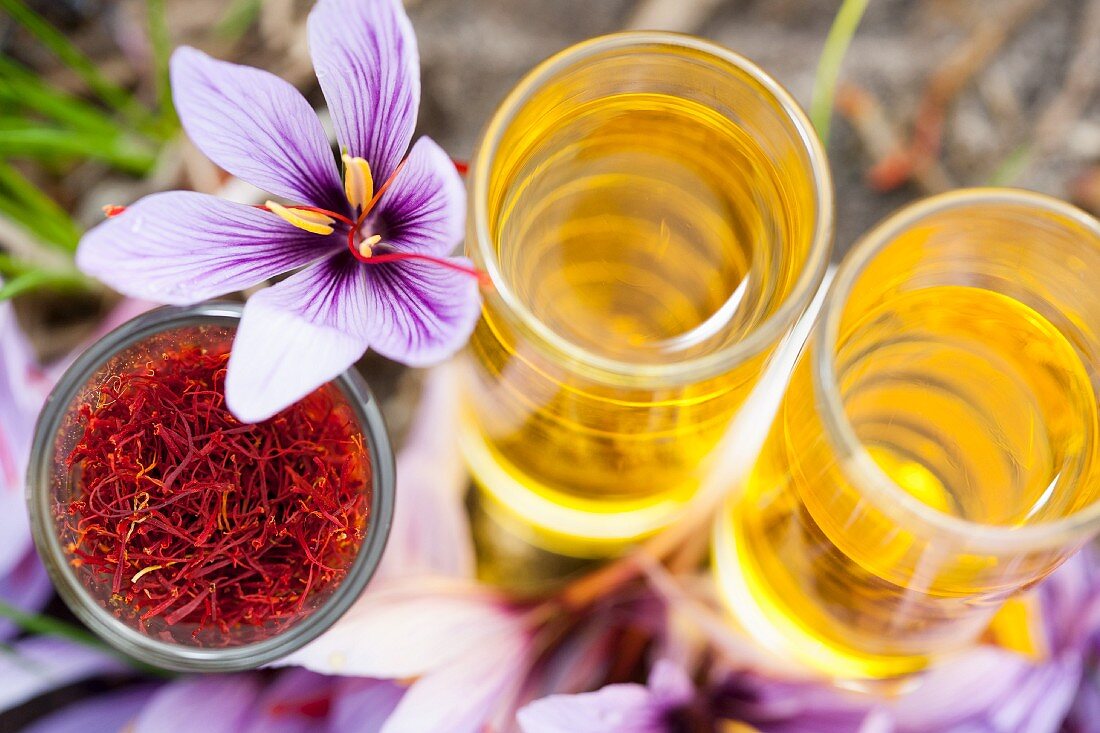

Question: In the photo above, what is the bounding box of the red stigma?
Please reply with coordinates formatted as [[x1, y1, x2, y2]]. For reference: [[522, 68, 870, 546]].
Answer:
[[103, 205, 127, 218]]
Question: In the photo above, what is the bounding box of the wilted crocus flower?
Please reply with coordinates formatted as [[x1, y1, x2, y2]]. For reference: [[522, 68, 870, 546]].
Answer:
[[78, 0, 481, 422]]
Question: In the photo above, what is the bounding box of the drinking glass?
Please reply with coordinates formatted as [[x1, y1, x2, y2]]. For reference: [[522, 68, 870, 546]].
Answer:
[[461, 32, 833, 558], [712, 189, 1100, 678]]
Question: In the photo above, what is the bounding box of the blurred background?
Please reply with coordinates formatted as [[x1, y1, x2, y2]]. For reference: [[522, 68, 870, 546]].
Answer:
[[2, 0, 1098, 727], [4, 0, 1099, 356]]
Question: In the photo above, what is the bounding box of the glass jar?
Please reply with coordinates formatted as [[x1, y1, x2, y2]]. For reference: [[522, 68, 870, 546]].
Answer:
[[713, 189, 1100, 678], [27, 302, 394, 671], [461, 31, 833, 560]]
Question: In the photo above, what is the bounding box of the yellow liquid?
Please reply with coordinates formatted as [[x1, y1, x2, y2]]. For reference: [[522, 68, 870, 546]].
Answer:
[[464, 79, 820, 554], [716, 285, 1099, 677]]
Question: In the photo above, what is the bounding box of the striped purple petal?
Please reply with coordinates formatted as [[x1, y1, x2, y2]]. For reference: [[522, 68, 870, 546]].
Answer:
[[374, 137, 465, 258], [226, 253, 373, 423], [362, 258, 481, 367], [171, 47, 345, 212], [77, 192, 341, 305], [307, 0, 419, 180]]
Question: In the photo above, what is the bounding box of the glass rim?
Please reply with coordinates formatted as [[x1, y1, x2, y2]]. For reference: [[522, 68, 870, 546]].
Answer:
[[469, 31, 835, 386], [814, 187, 1100, 553], [26, 301, 395, 672]]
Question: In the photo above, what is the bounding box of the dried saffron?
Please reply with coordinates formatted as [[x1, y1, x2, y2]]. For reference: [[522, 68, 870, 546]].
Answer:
[[55, 327, 371, 647]]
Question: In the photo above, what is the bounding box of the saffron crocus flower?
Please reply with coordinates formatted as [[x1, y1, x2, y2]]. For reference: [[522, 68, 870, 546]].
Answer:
[[283, 577, 535, 733], [0, 291, 56, 633], [77, 0, 481, 422], [517, 660, 697, 733]]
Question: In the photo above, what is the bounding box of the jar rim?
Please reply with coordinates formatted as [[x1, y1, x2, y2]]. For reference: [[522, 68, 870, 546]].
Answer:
[[26, 301, 395, 672], [814, 187, 1100, 553], [468, 31, 835, 387]]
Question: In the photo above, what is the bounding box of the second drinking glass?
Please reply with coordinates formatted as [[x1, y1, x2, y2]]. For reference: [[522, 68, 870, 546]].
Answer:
[[461, 32, 833, 560], [713, 189, 1100, 679]]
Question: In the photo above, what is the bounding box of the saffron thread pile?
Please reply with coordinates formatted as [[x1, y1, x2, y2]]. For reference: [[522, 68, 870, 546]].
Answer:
[[59, 341, 370, 646]]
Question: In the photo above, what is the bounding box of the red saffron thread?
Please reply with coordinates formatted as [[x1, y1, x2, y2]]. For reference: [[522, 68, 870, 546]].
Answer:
[[60, 342, 370, 645]]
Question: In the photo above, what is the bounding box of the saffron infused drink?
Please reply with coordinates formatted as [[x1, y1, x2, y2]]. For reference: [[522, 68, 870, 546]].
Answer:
[[462, 33, 833, 557], [713, 190, 1100, 678]]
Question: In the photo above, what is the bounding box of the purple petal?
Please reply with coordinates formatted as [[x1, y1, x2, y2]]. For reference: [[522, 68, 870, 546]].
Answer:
[[307, 0, 419, 178], [375, 137, 465, 258], [244, 669, 336, 733], [1036, 548, 1100, 653], [517, 684, 667, 733], [712, 671, 880, 733], [0, 301, 44, 577], [77, 192, 340, 305], [0, 637, 129, 713], [21, 685, 157, 733], [226, 254, 372, 422], [132, 675, 263, 733], [382, 633, 530, 733], [280, 578, 529, 679], [0, 548, 52, 639], [328, 677, 406, 733], [892, 647, 1032, 730], [170, 47, 344, 211], [362, 259, 480, 367], [1065, 669, 1100, 733], [647, 660, 695, 707], [375, 367, 474, 581]]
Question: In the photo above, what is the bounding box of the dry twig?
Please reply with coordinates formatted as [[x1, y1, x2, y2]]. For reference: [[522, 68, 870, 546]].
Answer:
[[870, 0, 1049, 191]]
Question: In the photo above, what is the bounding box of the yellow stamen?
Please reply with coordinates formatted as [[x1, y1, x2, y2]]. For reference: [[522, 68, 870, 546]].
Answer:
[[358, 233, 382, 258], [342, 154, 374, 211], [131, 565, 163, 583], [265, 200, 335, 235]]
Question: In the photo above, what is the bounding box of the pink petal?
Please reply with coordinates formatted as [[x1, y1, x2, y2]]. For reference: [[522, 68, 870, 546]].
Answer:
[[307, 0, 419, 180], [280, 578, 529, 680], [382, 633, 530, 733], [171, 47, 344, 211], [375, 137, 465, 258], [226, 254, 372, 423], [77, 192, 339, 305], [375, 367, 474, 581]]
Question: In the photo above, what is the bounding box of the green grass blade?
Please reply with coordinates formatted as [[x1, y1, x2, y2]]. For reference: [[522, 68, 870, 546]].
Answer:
[[0, 57, 126, 137], [0, 160, 82, 251], [215, 0, 262, 41], [810, 0, 871, 145], [0, 124, 157, 175], [146, 0, 176, 128], [987, 144, 1032, 186], [0, 267, 90, 300], [0, 0, 156, 131]]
